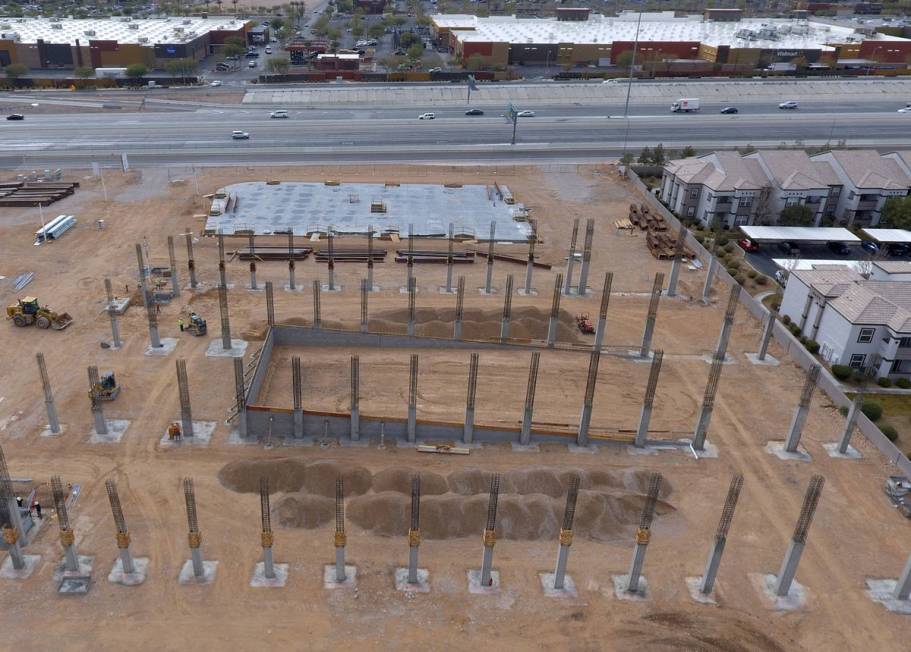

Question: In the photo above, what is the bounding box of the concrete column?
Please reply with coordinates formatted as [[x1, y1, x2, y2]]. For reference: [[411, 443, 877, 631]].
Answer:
[[145, 292, 162, 348], [547, 273, 563, 348], [407, 354, 418, 443], [893, 553, 911, 601], [37, 352, 60, 434], [367, 259, 375, 293], [3, 529, 25, 570], [453, 276, 465, 340], [335, 543, 346, 583], [105, 278, 122, 349], [576, 218, 594, 295], [837, 391, 863, 455], [692, 355, 724, 451], [634, 350, 664, 448], [89, 366, 108, 434], [520, 352, 540, 445], [185, 232, 198, 289], [136, 242, 149, 310], [218, 284, 231, 350], [445, 222, 455, 293], [408, 542, 419, 585], [640, 273, 664, 358], [62, 538, 79, 572], [785, 365, 820, 453], [563, 218, 579, 296], [553, 542, 571, 590], [407, 278, 416, 337], [500, 275, 513, 341], [464, 353, 478, 444], [233, 358, 247, 439], [699, 537, 726, 595], [168, 235, 180, 298], [350, 356, 360, 441], [484, 221, 496, 294], [576, 349, 601, 446], [119, 546, 136, 575], [701, 258, 716, 303], [263, 546, 275, 580], [627, 542, 648, 593], [312, 280, 321, 329], [774, 540, 805, 597], [191, 546, 204, 578], [480, 534, 495, 587], [666, 228, 687, 298], [292, 356, 303, 439], [593, 272, 613, 352], [757, 310, 778, 361], [360, 278, 369, 333], [176, 358, 194, 438]]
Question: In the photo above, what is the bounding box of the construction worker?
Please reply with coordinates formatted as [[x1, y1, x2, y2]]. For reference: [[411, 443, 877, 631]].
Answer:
[[15, 496, 22, 508], [33, 501, 42, 519], [178, 318, 184, 332], [155, 303, 161, 315]]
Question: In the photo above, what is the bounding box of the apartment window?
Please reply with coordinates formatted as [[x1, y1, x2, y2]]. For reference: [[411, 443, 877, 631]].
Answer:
[[739, 197, 753, 209], [857, 328, 875, 344], [690, 189, 698, 199], [900, 337, 911, 348], [849, 191, 856, 200], [707, 193, 714, 201], [849, 354, 866, 369], [687, 206, 695, 217]]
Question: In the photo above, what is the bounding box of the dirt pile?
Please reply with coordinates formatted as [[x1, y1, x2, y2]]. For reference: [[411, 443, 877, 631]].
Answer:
[[218, 458, 372, 496]]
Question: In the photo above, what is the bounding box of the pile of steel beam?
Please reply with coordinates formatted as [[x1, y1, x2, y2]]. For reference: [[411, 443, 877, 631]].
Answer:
[[394, 250, 475, 264], [314, 248, 387, 263]]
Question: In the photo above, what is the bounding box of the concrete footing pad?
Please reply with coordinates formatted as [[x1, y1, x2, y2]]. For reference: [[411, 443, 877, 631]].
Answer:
[[321, 284, 343, 293], [40, 424, 66, 438], [159, 421, 216, 448], [399, 285, 419, 294], [53, 555, 93, 585], [478, 288, 498, 295], [752, 573, 807, 611], [539, 572, 578, 598], [765, 441, 812, 462], [612, 574, 649, 601], [250, 561, 288, 588], [865, 579, 911, 614], [339, 437, 370, 448], [823, 442, 862, 459], [395, 568, 430, 593], [567, 444, 598, 455], [517, 288, 538, 296], [226, 429, 258, 446], [680, 440, 720, 459], [745, 352, 780, 366], [178, 559, 218, 585], [467, 569, 500, 594], [108, 557, 149, 586], [511, 442, 540, 452], [144, 337, 178, 357], [323, 564, 357, 589], [282, 285, 307, 293], [685, 576, 718, 605], [88, 419, 131, 444], [0, 554, 41, 579], [438, 286, 457, 294], [205, 339, 248, 358], [245, 285, 265, 292]]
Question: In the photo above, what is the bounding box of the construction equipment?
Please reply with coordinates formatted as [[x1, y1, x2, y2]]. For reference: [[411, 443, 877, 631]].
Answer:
[[89, 371, 120, 401], [576, 313, 595, 334], [186, 312, 207, 337], [885, 476, 911, 518], [167, 423, 182, 441], [6, 296, 73, 330]]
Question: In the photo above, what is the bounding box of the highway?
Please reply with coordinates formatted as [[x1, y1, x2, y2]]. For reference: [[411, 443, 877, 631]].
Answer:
[[1, 86, 910, 166]]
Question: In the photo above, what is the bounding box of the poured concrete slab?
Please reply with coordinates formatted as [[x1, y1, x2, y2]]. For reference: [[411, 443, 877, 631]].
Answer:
[[612, 574, 649, 601], [205, 339, 248, 358], [516, 288, 538, 296], [752, 573, 807, 611], [679, 439, 720, 459], [685, 576, 718, 605], [108, 556, 149, 586], [865, 579, 911, 614], [53, 555, 94, 585], [323, 564, 357, 589], [59, 575, 92, 594], [395, 567, 430, 593], [159, 421, 217, 448], [250, 561, 289, 588], [88, 419, 131, 444], [40, 423, 66, 438], [178, 559, 219, 585], [144, 337, 178, 357], [539, 572, 578, 598], [321, 283, 344, 293], [765, 441, 812, 462], [746, 352, 780, 366], [0, 554, 41, 579], [467, 569, 501, 594], [823, 442, 863, 459]]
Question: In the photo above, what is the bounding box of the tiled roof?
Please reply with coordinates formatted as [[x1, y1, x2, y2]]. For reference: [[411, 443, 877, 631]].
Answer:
[[823, 150, 911, 190], [798, 270, 911, 332], [665, 152, 766, 192]]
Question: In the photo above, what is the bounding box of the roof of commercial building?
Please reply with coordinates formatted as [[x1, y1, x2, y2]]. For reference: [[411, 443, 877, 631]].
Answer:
[[745, 150, 841, 190], [432, 12, 907, 49], [792, 268, 911, 331], [814, 149, 911, 190], [0, 16, 246, 46], [665, 152, 767, 191]]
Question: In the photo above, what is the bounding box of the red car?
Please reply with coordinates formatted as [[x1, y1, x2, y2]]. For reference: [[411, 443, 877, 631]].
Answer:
[[738, 238, 759, 253]]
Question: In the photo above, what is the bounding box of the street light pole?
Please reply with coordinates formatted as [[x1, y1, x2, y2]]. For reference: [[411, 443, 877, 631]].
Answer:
[[621, 9, 643, 160]]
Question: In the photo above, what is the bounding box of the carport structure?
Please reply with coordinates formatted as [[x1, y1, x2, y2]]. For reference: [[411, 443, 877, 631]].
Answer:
[[739, 226, 861, 245], [860, 229, 911, 246]]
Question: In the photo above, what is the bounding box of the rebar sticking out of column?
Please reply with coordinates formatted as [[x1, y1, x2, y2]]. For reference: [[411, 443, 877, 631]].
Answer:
[[327, 226, 336, 291], [480, 473, 500, 587], [247, 234, 258, 290], [445, 222, 455, 293], [552, 475, 580, 590], [692, 354, 724, 451], [626, 472, 662, 594], [0, 445, 25, 570], [701, 257, 716, 303], [217, 232, 227, 289], [408, 354, 419, 443], [785, 364, 821, 453], [639, 272, 664, 358], [264, 281, 275, 327], [666, 227, 688, 297], [260, 477, 275, 579], [366, 224, 375, 291], [520, 352, 540, 445], [405, 223, 415, 292], [105, 278, 122, 348], [714, 284, 739, 361], [523, 229, 536, 294], [184, 477, 205, 578], [335, 476, 347, 582], [453, 276, 465, 340], [176, 359, 194, 438], [407, 277, 416, 337], [360, 278, 369, 333], [37, 352, 60, 434], [185, 231, 198, 289], [576, 349, 601, 447], [407, 474, 421, 585], [52, 475, 79, 572], [775, 475, 824, 597], [634, 350, 664, 448], [563, 218, 579, 295], [593, 272, 613, 352], [88, 365, 108, 435], [837, 391, 863, 455], [233, 357, 247, 439], [757, 309, 778, 361], [484, 221, 496, 294], [287, 231, 296, 290], [218, 283, 231, 350], [292, 356, 303, 438], [167, 235, 180, 298], [135, 242, 149, 309], [699, 474, 743, 595], [106, 479, 134, 575], [464, 352, 479, 444], [350, 355, 360, 441], [312, 280, 322, 329], [500, 275, 513, 341], [547, 272, 564, 348], [576, 218, 594, 295]]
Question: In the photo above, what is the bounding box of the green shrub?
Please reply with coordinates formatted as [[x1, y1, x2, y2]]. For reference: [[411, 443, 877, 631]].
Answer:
[[788, 322, 801, 336], [782, 314, 791, 325], [881, 425, 898, 442], [727, 260, 741, 271], [897, 378, 911, 389], [723, 242, 735, 253], [832, 365, 852, 380], [716, 235, 729, 247], [747, 269, 758, 279], [734, 273, 746, 285], [862, 400, 883, 422], [878, 377, 893, 388], [853, 369, 867, 383], [805, 340, 820, 354], [838, 405, 849, 417], [799, 335, 807, 345], [755, 275, 768, 286]]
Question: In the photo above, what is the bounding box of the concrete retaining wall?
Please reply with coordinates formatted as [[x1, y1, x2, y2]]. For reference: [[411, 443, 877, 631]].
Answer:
[[246, 329, 274, 405]]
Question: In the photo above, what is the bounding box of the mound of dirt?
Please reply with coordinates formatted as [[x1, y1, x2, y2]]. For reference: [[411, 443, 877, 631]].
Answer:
[[274, 494, 335, 528], [371, 467, 449, 495], [218, 458, 372, 496]]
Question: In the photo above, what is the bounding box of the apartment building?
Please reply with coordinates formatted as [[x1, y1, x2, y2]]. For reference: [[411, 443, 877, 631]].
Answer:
[[811, 150, 911, 226]]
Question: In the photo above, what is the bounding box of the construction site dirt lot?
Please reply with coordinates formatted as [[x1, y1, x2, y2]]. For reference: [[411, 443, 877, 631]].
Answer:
[[0, 163, 909, 651]]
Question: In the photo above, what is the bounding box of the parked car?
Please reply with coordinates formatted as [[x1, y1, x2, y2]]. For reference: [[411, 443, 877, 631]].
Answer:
[[232, 130, 250, 140], [516, 110, 536, 117], [778, 100, 799, 109], [777, 240, 799, 255], [887, 243, 911, 256], [265, 46, 272, 54], [720, 106, 739, 114], [465, 108, 484, 116], [6, 113, 24, 120], [209, 80, 223, 87], [737, 238, 759, 252], [861, 240, 880, 255], [418, 112, 435, 120], [270, 110, 289, 118], [826, 241, 850, 256], [245, 51, 260, 58], [775, 269, 788, 286], [248, 60, 257, 68]]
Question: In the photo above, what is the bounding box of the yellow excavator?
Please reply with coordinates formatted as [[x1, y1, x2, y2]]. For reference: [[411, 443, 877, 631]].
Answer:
[[6, 296, 73, 330]]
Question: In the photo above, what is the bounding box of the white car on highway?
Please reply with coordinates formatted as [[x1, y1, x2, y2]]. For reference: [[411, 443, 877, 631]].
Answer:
[[270, 110, 289, 119], [778, 100, 799, 110], [209, 80, 223, 87], [232, 130, 250, 140], [516, 110, 536, 117], [418, 112, 435, 120]]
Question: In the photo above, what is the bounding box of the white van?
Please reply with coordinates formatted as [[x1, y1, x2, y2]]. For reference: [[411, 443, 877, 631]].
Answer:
[[270, 110, 289, 119]]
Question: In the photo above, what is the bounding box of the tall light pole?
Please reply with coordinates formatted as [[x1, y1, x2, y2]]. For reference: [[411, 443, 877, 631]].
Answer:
[[621, 9, 644, 160]]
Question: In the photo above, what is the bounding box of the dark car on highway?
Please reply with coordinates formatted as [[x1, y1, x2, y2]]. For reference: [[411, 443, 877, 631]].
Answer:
[[720, 106, 738, 114], [6, 114, 23, 120], [465, 108, 484, 116]]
